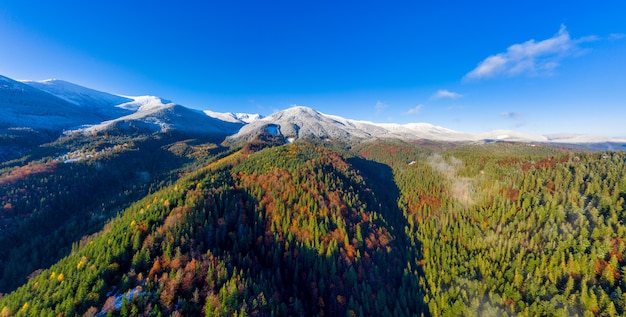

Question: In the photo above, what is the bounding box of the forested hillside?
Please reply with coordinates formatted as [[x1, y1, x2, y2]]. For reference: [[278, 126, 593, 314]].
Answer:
[[1, 140, 625, 316], [0, 132, 228, 294], [357, 141, 626, 316]]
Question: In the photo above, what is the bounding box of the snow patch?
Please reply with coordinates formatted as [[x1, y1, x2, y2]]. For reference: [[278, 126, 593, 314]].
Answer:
[[116, 96, 173, 112], [235, 113, 263, 123]]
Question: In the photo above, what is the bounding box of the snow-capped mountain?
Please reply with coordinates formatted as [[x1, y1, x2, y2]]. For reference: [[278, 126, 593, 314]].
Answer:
[[0, 74, 253, 160], [76, 97, 244, 136], [228, 106, 480, 144], [21, 79, 133, 119], [229, 105, 626, 145], [374, 122, 475, 142], [546, 134, 623, 143], [203, 110, 263, 124], [2, 73, 625, 148], [0, 74, 244, 137], [0, 75, 101, 130], [229, 106, 389, 144]]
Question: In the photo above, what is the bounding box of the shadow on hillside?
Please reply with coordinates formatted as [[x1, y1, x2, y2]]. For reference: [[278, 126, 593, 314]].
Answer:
[[347, 157, 410, 245], [347, 156, 428, 315], [216, 165, 430, 316]]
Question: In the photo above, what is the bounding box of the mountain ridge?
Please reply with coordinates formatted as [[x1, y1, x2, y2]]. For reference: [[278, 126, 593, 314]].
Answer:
[[2, 74, 625, 147], [75, 101, 244, 136], [228, 105, 626, 145], [0, 75, 101, 130], [21, 79, 133, 120]]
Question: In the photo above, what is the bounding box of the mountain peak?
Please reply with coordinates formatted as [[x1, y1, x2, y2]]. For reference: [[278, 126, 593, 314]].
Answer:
[[279, 105, 321, 117], [285, 105, 317, 112], [228, 106, 386, 144]]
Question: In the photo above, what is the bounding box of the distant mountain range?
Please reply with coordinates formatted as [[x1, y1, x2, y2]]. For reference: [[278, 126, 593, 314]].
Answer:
[[227, 106, 626, 146], [2, 74, 625, 147]]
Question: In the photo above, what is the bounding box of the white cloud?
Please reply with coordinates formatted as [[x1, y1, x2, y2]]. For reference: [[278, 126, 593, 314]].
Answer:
[[609, 33, 626, 40], [407, 104, 424, 115], [432, 89, 462, 100], [501, 111, 522, 119], [465, 25, 595, 80], [375, 100, 388, 114]]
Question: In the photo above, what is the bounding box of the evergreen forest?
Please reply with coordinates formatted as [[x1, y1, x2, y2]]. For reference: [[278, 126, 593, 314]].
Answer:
[[1, 136, 626, 316]]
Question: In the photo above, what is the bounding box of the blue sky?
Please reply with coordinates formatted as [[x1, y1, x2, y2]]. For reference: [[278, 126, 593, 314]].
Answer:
[[1, 1, 625, 136]]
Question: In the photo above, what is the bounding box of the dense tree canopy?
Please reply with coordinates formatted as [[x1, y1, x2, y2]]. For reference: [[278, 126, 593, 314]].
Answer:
[[1, 140, 625, 316]]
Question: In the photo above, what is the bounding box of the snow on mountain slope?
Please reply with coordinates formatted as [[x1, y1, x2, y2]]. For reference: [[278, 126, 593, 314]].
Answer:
[[229, 105, 481, 144], [2, 74, 244, 139], [22, 79, 132, 107], [234, 113, 263, 123], [0, 75, 101, 130], [3, 74, 624, 146], [546, 134, 626, 144], [115, 96, 173, 112], [77, 98, 244, 136], [228, 105, 626, 145], [477, 130, 549, 143], [204, 110, 263, 124], [229, 106, 387, 143], [376, 122, 475, 142], [22, 79, 133, 119]]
